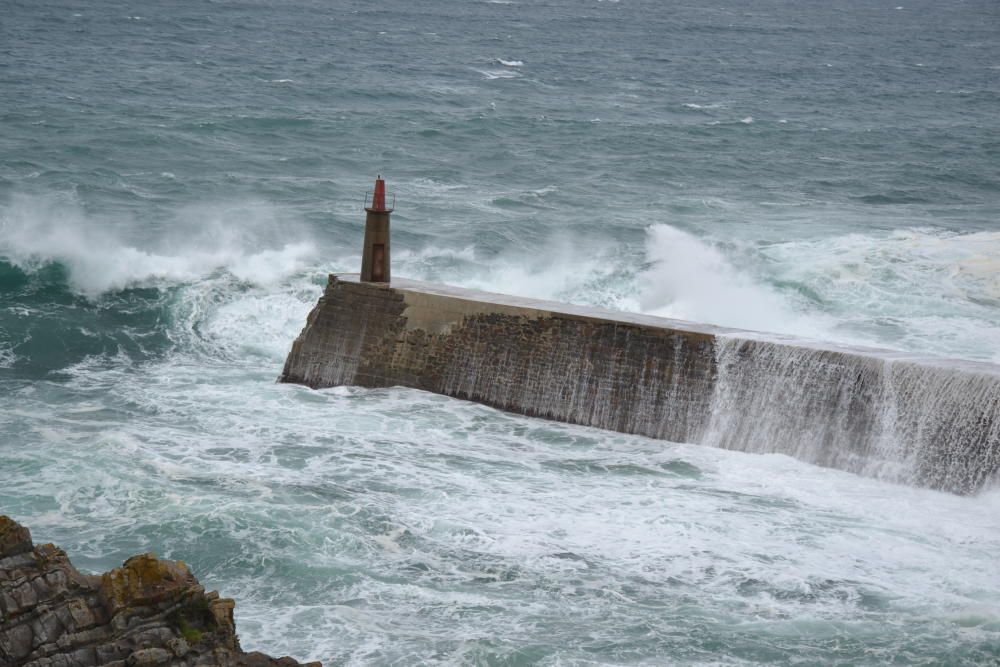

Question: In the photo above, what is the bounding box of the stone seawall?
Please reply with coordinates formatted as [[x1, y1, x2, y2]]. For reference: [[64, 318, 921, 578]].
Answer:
[[280, 275, 1000, 494]]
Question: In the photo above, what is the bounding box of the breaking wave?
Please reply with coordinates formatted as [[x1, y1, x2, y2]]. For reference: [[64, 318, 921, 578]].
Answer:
[[0, 195, 316, 296], [637, 224, 1000, 362], [638, 224, 830, 339]]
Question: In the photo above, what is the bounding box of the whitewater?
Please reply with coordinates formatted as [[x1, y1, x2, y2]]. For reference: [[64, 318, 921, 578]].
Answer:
[[2, 0, 999, 664]]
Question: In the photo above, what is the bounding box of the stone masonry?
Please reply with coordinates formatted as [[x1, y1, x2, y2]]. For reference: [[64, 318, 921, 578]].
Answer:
[[279, 275, 1000, 494], [280, 276, 718, 444]]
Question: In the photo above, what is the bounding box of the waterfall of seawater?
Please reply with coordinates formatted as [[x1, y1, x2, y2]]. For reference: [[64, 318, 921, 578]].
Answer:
[[705, 337, 1000, 492]]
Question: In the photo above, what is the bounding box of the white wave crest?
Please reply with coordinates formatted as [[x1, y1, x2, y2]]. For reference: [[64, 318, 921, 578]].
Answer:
[[496, 59, 523, 67], [390, 235, 637, 313], [478, 69, 520, 80], [637, 224, 1000, 361], [0, 342, 16, 369], [0, 195, 316, 296], [761, 227, 1000, 360], [639, 225, 828, 338]]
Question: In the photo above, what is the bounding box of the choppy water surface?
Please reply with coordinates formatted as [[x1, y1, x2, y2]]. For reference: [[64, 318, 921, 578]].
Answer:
[[2, 0, 999, 663]]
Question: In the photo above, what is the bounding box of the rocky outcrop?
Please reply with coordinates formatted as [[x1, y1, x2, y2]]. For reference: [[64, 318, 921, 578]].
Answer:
[[0, 516, 319, 667]]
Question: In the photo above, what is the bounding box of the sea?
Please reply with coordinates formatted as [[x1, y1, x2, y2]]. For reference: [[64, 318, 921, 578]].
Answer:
[[2, 0, 999, 664]]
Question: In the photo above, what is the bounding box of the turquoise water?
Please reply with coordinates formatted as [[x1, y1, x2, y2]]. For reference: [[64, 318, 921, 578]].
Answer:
[[2, 0, 1000, 664]]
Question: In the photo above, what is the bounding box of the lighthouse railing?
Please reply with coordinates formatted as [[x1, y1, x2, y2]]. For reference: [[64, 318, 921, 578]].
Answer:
[[363, 190, 395, 211]]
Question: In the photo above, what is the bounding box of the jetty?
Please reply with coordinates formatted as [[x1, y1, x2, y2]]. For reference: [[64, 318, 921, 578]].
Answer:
[[280, 178, 1000, 494]]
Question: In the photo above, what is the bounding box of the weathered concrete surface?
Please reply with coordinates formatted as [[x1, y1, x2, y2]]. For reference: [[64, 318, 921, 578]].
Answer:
[[280, 275, 1000, 494], [0, 515, 319, 667]]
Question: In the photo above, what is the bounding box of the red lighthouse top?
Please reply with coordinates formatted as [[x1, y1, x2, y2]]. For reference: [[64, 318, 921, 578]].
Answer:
[[365, 175, 393, 212]]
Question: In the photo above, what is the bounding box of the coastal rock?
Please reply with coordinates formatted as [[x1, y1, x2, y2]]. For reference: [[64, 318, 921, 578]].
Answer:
[[0, 516, 320, 667]]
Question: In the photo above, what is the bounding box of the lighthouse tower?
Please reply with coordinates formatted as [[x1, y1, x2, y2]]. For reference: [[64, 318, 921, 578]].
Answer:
[[360, 175, 393, 283]]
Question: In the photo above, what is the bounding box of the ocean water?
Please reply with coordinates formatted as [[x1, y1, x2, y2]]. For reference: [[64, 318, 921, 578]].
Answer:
[[2, 0, 999, 664]]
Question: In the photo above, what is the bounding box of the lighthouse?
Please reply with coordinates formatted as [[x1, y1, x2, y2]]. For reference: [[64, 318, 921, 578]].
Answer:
[[360, 175, 393, 283]]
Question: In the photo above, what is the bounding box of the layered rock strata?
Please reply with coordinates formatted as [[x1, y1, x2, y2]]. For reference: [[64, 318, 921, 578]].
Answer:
[[0, 516, 319, 667]]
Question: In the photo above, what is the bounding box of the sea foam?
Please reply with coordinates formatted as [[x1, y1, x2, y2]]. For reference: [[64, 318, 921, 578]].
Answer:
[[0, 196, 316, 296], [638, 224, 829, 339]]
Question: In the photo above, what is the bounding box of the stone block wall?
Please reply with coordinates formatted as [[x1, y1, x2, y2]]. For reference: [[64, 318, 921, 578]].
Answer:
[[280, 276, 1000, 494], [280, 277, 717, 444]]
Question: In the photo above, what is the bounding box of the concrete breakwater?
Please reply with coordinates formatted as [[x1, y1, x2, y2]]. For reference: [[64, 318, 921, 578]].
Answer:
[[281, 275, 1000, 494]]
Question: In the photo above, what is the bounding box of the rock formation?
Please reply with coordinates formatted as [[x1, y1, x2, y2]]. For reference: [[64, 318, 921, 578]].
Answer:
[[0, 516, 319, 667]]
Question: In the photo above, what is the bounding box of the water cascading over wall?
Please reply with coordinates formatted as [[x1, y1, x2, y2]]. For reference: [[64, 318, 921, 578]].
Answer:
[[705, 338, 1000, 491], [280, 275, 1000, 494]]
